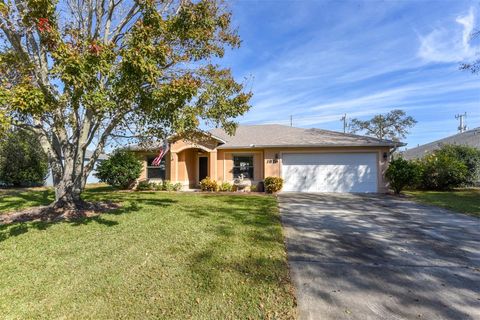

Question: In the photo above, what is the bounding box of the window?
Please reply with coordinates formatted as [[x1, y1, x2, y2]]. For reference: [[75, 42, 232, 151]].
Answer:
[[147, 156, 166, 179], [233, 155, 254, 179]]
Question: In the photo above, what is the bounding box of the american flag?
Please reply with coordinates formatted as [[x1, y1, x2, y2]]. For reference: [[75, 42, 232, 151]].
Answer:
[[151, 139, 169, 166]]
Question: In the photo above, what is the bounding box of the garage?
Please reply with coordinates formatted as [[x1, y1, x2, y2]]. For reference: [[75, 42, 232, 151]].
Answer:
[[281, 153, 378, 192]]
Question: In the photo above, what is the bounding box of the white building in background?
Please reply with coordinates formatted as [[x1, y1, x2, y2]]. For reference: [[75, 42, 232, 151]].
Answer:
[[45, 150, 109, 186]]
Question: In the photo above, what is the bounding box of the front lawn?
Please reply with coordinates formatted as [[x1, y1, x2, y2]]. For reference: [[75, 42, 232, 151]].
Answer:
[[405, 189, 480, 218], [0, 187, 54, 212], [0, 187, 296, 319]]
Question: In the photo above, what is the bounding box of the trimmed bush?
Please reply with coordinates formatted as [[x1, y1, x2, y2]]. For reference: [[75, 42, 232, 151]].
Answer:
[[162, 180, 174, 191], [386, 157, 421, 194], [418, 152, 468, 190], [136, 180, 153, 191], [264, 176, 283, 193], [173, 182, 183, 191], [250, 184, 257, 192], [218, 181, 233, 192], [136, 180, 182, 192], [95, 150, 142, 189], [200, 177, 218, 191]]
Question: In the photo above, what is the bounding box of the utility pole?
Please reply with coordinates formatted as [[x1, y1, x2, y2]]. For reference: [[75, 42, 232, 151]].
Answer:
[[455, 112, 467, 133], [340, 114, 347, 133], [290, 115, 293, 127]]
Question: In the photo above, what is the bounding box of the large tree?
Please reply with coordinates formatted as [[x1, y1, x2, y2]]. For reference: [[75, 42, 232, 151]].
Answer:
[[349, 109, 416, 141], [0, 0, 251, 209]]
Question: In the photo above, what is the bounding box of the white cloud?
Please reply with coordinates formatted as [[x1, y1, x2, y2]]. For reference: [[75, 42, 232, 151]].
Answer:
[[418, 7, 479, 63]]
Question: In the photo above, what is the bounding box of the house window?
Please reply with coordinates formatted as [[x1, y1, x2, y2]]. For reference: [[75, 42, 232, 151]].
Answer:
[[147, 156, 166, 179], [233, 155, 254, 179]]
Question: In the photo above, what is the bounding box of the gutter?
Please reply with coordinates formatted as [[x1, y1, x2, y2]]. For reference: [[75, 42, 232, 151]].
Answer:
[[216, 143, 402, 149]]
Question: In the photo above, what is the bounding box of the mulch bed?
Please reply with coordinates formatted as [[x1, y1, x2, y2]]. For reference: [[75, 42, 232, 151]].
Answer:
[[0, 201, 120, 225]]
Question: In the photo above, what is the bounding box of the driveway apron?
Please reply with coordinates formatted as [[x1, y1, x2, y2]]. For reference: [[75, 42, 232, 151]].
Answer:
[[279, 193, 480, 320]]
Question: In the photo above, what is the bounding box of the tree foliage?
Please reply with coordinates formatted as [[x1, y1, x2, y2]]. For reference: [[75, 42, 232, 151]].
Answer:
[[417, 152, 468, 191], [349, 109, 416, 141], [425, 144, 480, 187], [0, 0, 251, 207], [95, 150, 142, 189], [0, 129, 48, 187]]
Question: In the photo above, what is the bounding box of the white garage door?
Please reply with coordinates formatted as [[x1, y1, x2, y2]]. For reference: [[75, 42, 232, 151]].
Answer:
[[282, 153, 378, 193]]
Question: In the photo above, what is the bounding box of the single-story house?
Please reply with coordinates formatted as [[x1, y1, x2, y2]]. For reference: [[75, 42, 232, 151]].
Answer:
[[402, 127, 480, 160], [129, 124, 401, 193], [45, 150, 109, 186]]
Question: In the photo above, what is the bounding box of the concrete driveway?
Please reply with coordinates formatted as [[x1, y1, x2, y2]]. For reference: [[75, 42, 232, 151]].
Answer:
[[279, 193, 480, 320]]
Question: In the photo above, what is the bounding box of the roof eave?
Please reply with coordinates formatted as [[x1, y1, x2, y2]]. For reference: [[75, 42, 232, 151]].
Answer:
[[216, 143, 400, 149]]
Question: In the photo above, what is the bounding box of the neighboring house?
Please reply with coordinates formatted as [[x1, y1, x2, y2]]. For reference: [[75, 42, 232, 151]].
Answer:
[[402, 127, 480, 160], [45, 150, 109, 186], [129, 124, 400, 193]]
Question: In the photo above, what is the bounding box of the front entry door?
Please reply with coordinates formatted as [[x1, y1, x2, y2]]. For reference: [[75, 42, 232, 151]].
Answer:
[[199, 157, 208, 182]]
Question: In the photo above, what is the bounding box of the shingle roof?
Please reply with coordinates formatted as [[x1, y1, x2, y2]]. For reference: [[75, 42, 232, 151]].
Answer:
[[209, 124, 400, 149], [402, 127, 480, 160]]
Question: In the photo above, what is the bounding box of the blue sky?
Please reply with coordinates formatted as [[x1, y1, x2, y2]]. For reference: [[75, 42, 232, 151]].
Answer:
[[219, 0, 480, 149]]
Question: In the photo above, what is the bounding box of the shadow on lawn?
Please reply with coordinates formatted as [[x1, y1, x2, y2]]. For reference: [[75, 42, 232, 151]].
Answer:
[[0, 189, 53, 212], [0, 193, 177, 243]]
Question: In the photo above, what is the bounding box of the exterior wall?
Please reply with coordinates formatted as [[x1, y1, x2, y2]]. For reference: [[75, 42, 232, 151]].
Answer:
[[134, 143, 391, 193], [135, 151, 171, 182], [177, 149, 197, 187], [217, 149, 264, 183], [170, 138, 218, 153]]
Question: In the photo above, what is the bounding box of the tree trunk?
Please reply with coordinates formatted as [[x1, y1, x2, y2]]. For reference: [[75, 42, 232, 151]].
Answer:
[[52, 177, 86, 209], [50, 154, 89, 210]]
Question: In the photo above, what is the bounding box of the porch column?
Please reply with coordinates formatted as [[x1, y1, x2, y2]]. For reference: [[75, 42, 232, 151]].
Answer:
[[169, 151, 178, 182], [209, 150, 217, 181]]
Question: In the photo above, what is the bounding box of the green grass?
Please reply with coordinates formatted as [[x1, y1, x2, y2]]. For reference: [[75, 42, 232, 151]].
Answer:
[[0, 187, 54, 212], [0, 187, 296, 319], [405, 189, 480, 218]]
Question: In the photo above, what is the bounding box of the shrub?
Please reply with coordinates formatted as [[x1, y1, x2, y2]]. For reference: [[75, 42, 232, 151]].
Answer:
[[218, 181, 233, 192], [162, 180, 174, 191], [0, 129, 48, 187], [200, 177, 218, 191], [264, 176, 283, 193], [418, 152, 468, 190], [433, 145, 480, 186], [173, 182, 183, 191], [95, 149, 142, 189], [136, 180, 153, 191], [151, 182, 162, 191], [250, 184, 257, 192], [385, 157, 421, 194]]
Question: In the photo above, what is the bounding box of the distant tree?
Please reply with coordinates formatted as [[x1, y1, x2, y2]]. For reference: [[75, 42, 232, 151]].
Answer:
[[460, 32, 480, 74], [0, 129, 48, 187], [349, 109, 417, 141]]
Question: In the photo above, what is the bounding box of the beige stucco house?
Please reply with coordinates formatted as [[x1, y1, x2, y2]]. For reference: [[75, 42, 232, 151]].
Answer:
[[129, 124, 400, 193]]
